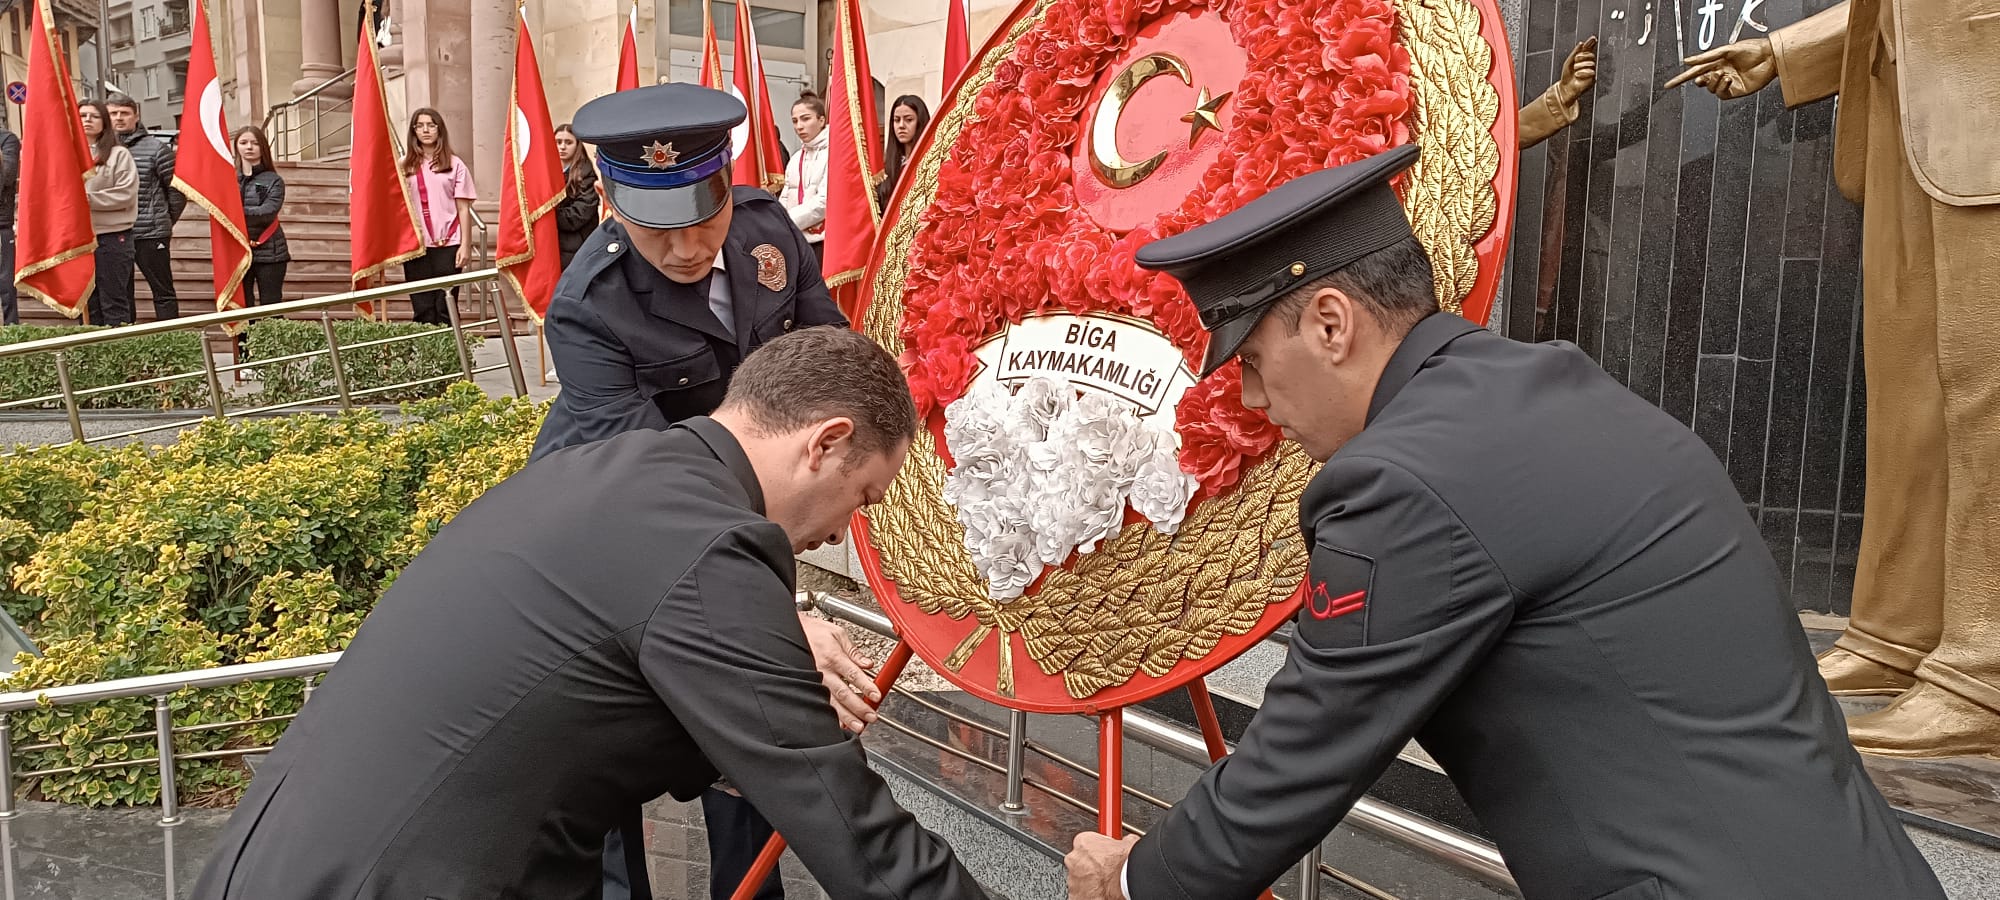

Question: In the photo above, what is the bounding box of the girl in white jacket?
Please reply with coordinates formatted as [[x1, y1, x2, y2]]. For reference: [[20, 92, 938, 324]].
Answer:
[[782, 91, 829, 264]]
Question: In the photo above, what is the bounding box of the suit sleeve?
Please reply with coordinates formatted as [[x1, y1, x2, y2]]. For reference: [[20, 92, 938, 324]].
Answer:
[[1125, 456, 1516, 900], [640, 524, 987, 900], [789, 220, 849, 329], [541, 291, 672, 448], [0, 132, 18, 197], [1770, 1, 1849, 108]]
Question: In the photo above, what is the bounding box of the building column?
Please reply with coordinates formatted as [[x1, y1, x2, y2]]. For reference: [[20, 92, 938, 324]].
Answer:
[[399, 0, 473, 174], [469, 0, 512, 202], [292, 0, 350, 97]]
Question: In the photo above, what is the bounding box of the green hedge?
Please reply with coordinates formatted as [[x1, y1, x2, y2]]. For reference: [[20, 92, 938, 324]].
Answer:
[[0, 384, 545, 807], [245, 320, 481, 406], [0, 326, 212, 410]]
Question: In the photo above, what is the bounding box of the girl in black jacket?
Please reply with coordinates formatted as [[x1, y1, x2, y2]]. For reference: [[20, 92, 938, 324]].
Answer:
[[553, 124, 599, 270], [234, 126, 290, 306]]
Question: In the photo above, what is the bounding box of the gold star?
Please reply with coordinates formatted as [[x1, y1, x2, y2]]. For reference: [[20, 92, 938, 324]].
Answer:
[[1180, 87, 1233, 147], [642, 140, 680, 169]]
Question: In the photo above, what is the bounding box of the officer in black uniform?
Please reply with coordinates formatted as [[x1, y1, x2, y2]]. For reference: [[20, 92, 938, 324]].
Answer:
[[539, 84, 851, 900], [1064, 146, 1945, 899]]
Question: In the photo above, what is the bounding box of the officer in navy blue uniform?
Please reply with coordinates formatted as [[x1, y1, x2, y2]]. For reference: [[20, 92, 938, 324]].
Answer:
[[534, 84, 848, 461], [539, 84, 850, 900], [1064, 146, 1945, 899]]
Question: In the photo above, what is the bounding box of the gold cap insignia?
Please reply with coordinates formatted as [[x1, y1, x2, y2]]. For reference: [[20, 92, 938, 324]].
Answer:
[[752, 244, 787, 292], [642, 141, 679, 169]]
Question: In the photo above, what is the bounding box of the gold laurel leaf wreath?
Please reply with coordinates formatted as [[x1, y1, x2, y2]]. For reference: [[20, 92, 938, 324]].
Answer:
[[861, 0, 1500, 700]]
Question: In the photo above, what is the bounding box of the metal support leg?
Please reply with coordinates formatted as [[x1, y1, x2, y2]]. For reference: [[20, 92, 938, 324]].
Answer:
[[0, 712, 16, 820], [302, 674, 317, 705], [491, 287, 529, 397], [320, 313, 354, 409], [154, 696, 179, 826], [53, 351, 84, 444], [1187, 678, 1230, 762], [1297, 845, 1324, 900], [1002, 709, 1027, 814], [1099, 709, 1124, 835], [443, 293, 476, 382], [200, 340, 227, 419]]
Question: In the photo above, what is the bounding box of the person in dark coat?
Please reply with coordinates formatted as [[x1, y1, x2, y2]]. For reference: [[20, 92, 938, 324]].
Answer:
[[107, 93, 182, 321], [234, 126, 290, 307], [188, 328, 989, 900], [1064, 146, 1946, 900], [536, 83, 853, 900], [0, 124, 19, 326], [554, 123, 600, 270]]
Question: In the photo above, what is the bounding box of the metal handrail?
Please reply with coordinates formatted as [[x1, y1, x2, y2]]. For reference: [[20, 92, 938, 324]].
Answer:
[[260, 67, 359, 131]]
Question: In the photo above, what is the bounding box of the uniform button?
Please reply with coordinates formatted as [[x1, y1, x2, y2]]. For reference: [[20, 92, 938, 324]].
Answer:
[[783, 318, 794, 330], [607, 242, 622, 254], [678, 376, 690, 385]]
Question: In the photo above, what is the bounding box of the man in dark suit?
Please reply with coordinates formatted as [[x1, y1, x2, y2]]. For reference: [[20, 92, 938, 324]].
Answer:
[[190, 328, 988, 900], [535, 83, 858, 900], [1065, 146, 1945, 899]]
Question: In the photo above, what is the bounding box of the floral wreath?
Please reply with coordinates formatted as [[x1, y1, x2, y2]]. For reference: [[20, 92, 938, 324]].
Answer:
[[896, 0, 1414, 500]]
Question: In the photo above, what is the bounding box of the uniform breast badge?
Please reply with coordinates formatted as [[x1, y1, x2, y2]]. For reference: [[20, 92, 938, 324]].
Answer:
[[751, 244, 787, 292]]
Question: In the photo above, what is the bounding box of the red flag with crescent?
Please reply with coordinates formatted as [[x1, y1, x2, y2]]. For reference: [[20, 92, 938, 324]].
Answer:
[[697, 0, 724, 89], [14, 0, 96, 319], [499, 6, 566, 321], [348, 2, 425, 317], [821, 0, 882, 308], [729, 0, 785, 192], [172, 0, 252, 323], [616, 1, 640, 91]]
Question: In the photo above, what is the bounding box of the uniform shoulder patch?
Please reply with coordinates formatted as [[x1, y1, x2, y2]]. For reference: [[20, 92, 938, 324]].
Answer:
[[752, 244, 787, 292], [1297, 542, 1374, 649]]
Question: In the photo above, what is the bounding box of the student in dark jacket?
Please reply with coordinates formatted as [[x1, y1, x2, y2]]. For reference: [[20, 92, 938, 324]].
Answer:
[[234, 126, 290, 307], [553, 123, 599, 270], [107, 93, 182, 320], [0, 125, 19, 326], [875, 95, 929, 213]]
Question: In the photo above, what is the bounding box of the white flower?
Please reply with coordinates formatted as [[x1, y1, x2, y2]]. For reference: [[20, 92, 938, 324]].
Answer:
[[1130, 444, 1198, 534], [1004, 377, 1071, 445]]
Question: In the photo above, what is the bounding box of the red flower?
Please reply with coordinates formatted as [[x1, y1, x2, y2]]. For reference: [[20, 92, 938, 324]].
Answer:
[[894, 0, 1411, 498]]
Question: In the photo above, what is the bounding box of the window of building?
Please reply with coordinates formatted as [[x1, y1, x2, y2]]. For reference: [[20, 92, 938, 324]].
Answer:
[[138, 6, 158, 40], [143, 64, 160, 99], [666, 0, 805, 50], [109, 14, 134, 49]]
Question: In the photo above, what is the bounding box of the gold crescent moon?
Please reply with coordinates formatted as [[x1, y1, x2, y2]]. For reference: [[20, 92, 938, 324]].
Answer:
[[1090, 53, 1193, 189]]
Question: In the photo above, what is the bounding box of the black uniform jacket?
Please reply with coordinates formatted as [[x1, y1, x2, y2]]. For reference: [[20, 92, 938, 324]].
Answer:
[[188, 420, 985, 900], [532, 187, 848, 458], [1126, 314, 1942, 900]]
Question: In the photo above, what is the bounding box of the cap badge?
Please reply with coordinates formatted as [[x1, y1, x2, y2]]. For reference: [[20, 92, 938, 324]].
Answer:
[[642, 141, 680, 169], [752, 244, 787, 292]]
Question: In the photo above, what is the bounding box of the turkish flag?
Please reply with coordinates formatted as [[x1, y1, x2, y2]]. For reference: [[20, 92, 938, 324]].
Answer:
[[944, 0, 970, 90], [697, 0, 724, 89], [13, 0, 96, 320], [172, 0, 252, 321], [616, 1, 639, 92], [729, 0, 785, 193], [821, 0, 883, 311], [499, 8, 565, 322], [348, 4, 425, 317]]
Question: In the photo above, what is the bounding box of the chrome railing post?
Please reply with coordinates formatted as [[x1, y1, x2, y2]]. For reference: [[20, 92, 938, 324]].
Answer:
[[153, 695, 180, 825], [1297, 845, 1324, 900], [52, 350, 85, 444], [443, 293, 476, 383], [490, 285, 529, 397], [319, 313, 354, 409], [301, 674, 317, 705], [1002, 710, 1027, 815], [200, 337, 227, 418], [0, 712, 16, 820]]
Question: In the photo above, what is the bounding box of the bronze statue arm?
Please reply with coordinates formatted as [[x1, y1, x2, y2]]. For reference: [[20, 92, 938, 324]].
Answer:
[[1769, 2, 1850, 107], [1520, 37, 1597, 149]]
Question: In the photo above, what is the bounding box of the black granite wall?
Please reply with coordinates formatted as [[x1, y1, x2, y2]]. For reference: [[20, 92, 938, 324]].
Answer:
[[1505, 0, 1866, 613]]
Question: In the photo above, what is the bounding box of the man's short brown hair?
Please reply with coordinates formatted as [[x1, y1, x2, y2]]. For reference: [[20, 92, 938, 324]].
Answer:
[[720, 327, 918, 457]]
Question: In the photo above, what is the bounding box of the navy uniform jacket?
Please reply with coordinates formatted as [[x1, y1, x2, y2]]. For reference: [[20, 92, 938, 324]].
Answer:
[[189, 420, 985, 900], [1126, 314, 1942, 900], [533, 187, 848, 459]]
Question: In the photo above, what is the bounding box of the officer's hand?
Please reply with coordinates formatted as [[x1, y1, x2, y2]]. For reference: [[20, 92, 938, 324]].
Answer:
[[799, 613, 881, 733], [1066, 832, 1139, 900], [1666, 38, 1776, 99]]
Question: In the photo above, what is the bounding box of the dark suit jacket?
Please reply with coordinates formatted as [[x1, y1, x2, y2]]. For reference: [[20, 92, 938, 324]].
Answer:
[[1125, 314, 1943, 900], [189, 420, 985, 900], [533, 188, 848, 459]]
